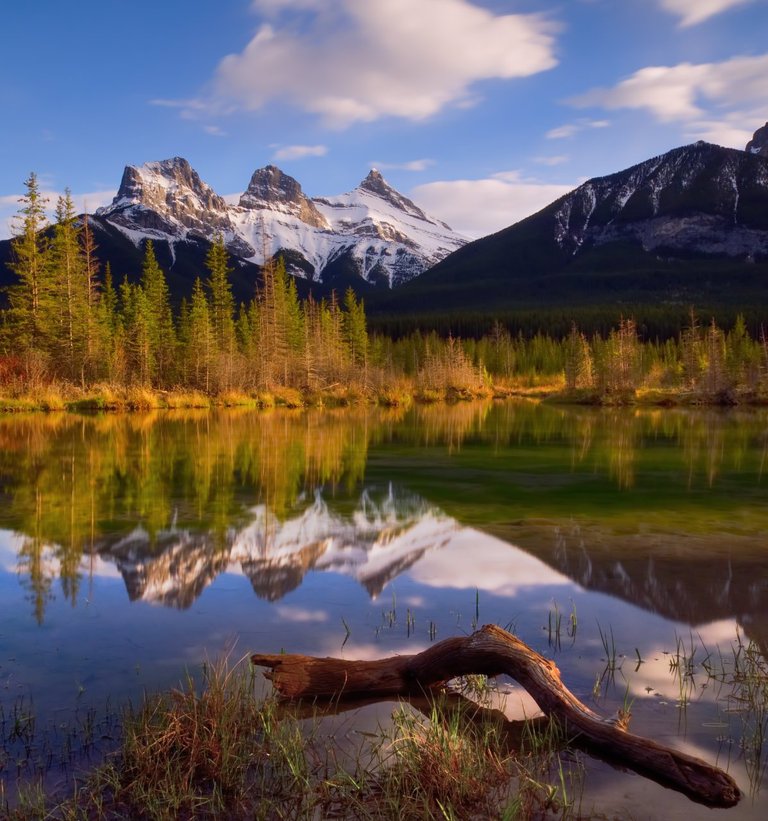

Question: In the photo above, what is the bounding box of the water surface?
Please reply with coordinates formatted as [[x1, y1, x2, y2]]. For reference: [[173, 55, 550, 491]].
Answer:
[[1, 402, 766, 817]]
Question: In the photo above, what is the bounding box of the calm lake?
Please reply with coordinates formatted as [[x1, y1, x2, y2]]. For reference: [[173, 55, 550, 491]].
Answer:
[[1, 400, 767, 818]]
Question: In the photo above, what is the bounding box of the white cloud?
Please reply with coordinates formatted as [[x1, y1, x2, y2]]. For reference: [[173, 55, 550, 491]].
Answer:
[[208, 0, 559, 127], [0, 189, 116, 240], [271, 143, 328, 161], [690, 117, 756, 148], [657, 0, 753, 27], [372, 159, 435, 172], [203, 124, 227, 137], [533, 155, 569, 166], [546, 124, 577, 139], [569, 53, 768, 147], [545, 119, 609, 140], [413, 170, 573, 238]]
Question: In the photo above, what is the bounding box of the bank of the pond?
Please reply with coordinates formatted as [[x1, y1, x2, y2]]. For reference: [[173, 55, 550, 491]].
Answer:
[[0, 381, 547, 413], [4, 386, 768, 415]]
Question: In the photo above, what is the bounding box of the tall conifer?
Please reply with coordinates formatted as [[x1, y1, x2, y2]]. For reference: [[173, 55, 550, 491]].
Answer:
[[6, 173, 51, 365]]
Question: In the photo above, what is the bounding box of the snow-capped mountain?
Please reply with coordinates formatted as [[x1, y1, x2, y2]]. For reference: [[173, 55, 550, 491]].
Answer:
[[95, 158, 466, 288], [388, 135, 768, 319]]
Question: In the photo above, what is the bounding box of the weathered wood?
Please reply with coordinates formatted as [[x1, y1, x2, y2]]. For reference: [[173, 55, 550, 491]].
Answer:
[[252, 623, 741, 808]]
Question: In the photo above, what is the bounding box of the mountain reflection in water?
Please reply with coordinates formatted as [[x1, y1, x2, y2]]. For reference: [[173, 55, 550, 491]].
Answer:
[[0, 402, 766, 637], [103, 486, 453, 605]]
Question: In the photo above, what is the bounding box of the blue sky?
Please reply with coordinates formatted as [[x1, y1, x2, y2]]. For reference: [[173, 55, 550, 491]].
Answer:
[[2, 0, 767, 239]]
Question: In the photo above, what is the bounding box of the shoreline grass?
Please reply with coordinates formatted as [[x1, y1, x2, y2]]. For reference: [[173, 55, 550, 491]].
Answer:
[[0, 381, 516, 414], [0, 657, 580, 821], [4, 380, 766, 414]]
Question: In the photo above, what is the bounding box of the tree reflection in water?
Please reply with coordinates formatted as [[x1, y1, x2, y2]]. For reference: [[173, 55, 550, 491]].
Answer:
[[0, 403, 766, 629]]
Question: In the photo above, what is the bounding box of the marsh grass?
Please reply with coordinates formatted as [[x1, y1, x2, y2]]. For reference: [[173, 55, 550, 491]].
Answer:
[[369, 701, 513, 819], [1, 656, 589, 820], [654, 629, 768, 795]]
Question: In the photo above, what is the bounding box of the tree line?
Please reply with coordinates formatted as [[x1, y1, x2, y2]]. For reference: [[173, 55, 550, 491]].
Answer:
[[1, 173, 370, 396], [2, 173, 768, 404]]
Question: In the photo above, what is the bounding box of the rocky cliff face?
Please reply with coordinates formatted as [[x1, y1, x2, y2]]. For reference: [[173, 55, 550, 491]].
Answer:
[[238, 165, 330, 229], [108, 157, 233, 237]]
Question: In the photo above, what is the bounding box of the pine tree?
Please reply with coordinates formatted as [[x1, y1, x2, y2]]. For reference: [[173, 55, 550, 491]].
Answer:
[[725, 313, 755, 389], [79, 210, 101, 382], [49, 191, 87, 380], [343, 287, 369, 378], [5, 173, 52, 371], [96, 263, 120, 382], [139, 241, 176, 385], [120, 277, 152, 385], [703, 317, 727, 397], [257, 254, 289, 386], [205, 235, 235, 389], [564, 322, 594, 390], [185, 278, 214, 392], [680, 309, 702, 390]]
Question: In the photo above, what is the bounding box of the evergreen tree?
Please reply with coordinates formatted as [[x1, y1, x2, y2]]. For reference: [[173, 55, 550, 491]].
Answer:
[[343, 287, 369, 375], [257, 255, 291, 386], [96, 263, 120, 382], [185, 278, 214, 392], [205, 236, 235, 389], [703, 318, 727, 397], [49, 191, 86, 379], [139, 241, 176, 385], [120, 277, 152, 385], [564, 322, 594, 390], [79, 211, 101, 381], [680, 309, 702, 390], [725, 314, 756, 389], [5, 173, 52, 370]]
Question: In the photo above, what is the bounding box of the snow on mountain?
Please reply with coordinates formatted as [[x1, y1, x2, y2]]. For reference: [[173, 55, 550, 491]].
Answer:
[[551, 141, 768, 257], [96, 160, 467, 288]]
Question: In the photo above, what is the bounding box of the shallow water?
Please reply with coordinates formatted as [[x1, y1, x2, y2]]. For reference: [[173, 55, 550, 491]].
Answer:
[[0, 401, 766, 817]]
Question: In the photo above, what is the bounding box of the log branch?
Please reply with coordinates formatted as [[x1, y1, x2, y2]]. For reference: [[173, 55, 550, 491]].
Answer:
[[251, 623, 740, 808]]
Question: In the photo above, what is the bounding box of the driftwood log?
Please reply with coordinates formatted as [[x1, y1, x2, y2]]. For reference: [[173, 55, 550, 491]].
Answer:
[[251, 623, 740, 808]]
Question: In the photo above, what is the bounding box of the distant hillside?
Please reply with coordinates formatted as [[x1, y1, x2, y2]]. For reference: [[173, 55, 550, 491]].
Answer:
[[368, 139, 768, 335]]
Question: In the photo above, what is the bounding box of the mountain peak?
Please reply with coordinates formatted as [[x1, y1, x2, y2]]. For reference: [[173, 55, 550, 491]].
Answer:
[[360, 168, 386, 189], [239, 165, 329, 229], [357, 168, 427, 220], [240, 165, 304, 207], [99, 157, 232, 241], [746, 122, 768, 158]]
